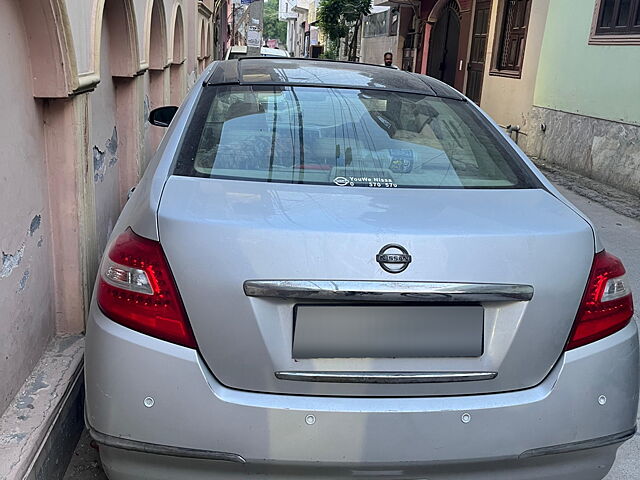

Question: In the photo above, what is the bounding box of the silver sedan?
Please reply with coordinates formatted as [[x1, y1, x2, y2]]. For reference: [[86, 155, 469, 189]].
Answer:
[[85, 58, 637, 480]]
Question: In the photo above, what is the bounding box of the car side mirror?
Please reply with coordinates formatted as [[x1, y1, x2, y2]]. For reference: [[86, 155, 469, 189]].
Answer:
[[149, 106, 178, 127]]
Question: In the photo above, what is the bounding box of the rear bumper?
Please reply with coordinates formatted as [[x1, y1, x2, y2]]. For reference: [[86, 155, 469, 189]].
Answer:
[[85, 308, 639, 479]]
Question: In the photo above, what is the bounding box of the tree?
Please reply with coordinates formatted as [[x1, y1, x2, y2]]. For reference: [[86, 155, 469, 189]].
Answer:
[[263, 0, 288, 46], [317, 0, 370, 61]]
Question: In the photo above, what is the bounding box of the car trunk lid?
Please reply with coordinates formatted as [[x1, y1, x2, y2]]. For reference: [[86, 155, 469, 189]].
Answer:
[[157, 176, 594, 396]]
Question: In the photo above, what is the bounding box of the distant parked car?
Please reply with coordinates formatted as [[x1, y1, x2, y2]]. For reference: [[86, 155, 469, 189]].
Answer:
[[225, 45, 289, 59], [85, 58, 637, 480]]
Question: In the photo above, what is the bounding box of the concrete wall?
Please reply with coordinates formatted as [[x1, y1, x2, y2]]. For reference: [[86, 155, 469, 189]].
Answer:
[[360, 6, 416, 69], [533, 1, 640, 126], [0, 0, 218, 418], [479, 0, 550, 127], [0, 1, 56, 414], [525, 107, 640, 196], [360, 35, 401, 67]]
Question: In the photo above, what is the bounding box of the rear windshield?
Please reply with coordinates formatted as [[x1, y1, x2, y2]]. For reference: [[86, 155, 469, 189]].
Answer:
[[174, 85, 539, 189]]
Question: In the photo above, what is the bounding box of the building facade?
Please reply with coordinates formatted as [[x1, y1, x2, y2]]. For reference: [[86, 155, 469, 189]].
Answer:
[[358, 0, 474, 87], [280, 0, 325, 57], [279, 0, 298, 53], [474, 0, 548, 120], [523, 0, 640, 195], [293, 0, 310, 57], [0, 0, 221, 441], [360, 3, 421, 69], [476, 0, 640, 196], [357, 0, 640, 194]]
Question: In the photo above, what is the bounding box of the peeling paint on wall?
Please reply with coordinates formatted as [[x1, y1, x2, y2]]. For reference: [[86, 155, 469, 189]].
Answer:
[[106, 127, 118, 166], [93, 145, 106, 183], [143, 95, 151, 127], [28, 215, 41, 236], [94, 127, 119, 182], [16, 396, 34, 410], [17, 269, 30, 292], [105, 126, 118, 155], [2, 215, 44, 280], [1, 244, 25, 278], [15, 373, 48, 410]]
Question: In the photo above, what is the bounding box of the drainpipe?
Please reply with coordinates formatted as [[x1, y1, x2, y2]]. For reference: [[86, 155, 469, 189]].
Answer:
[[501, 124, 528, 145]]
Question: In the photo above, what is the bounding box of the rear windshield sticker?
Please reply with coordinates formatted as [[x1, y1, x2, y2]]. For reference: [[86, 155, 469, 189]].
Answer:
[[333, 176, 398, 188]]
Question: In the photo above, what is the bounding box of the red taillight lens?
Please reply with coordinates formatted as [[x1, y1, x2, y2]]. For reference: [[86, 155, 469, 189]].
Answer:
[[97, 228, 197, 348], [566, 251, 634, 350]]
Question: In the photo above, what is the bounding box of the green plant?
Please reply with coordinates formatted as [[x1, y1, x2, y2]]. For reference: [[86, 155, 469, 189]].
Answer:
[[317, 0, 370, 61], [263, 0, 288, 45]]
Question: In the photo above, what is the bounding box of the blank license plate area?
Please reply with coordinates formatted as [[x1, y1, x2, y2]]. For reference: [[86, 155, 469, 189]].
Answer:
[[293, 305, 483, 359]]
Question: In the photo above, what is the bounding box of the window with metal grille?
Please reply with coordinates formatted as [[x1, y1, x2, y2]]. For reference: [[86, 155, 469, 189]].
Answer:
[[364, 11, 389, 38], [492, 0, 531, 76], [389, 8, 399, 36]]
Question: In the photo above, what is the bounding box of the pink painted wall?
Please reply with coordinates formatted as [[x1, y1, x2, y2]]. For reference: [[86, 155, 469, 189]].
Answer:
[[147, 1, 169, 159], [416, 0, 438, 74], [0, 0, 208, 417], [143, 73, 156, 163], [170, 5, 186, 104], [186, 0, 200, 88], [91, 15, 122, 255], [0, 0, 55, 413]]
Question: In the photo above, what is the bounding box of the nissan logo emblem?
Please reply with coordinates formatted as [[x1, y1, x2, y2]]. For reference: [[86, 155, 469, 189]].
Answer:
[[376, 244, 412, 274]]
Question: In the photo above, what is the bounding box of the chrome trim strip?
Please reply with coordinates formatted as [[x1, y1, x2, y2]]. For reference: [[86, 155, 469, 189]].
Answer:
[[87, 426, 246, 464], [244, 280, 534, 303], [275, 371, 498, 384], [519, 427, 637, 458]]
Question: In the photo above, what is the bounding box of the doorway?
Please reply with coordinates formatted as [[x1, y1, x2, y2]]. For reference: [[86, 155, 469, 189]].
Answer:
[[427, 0, 460, 86], [466, 0, 492, 103]]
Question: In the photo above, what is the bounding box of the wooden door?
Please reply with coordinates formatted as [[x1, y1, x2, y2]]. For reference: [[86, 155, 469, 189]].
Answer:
[[465, 0, 492, 103]]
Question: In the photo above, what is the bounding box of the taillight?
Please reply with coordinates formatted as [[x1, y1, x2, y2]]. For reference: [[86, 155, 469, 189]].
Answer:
[[565, 251, 634, 350], [97, 228, 197, 348]]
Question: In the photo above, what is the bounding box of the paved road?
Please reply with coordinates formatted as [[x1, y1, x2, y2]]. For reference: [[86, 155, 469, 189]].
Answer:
[[63, 169, 640, 480], [63, 430, 106, 480]]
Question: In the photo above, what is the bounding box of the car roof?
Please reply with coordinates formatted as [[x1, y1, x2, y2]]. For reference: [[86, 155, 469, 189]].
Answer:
[[206, 58, 465, 100]]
